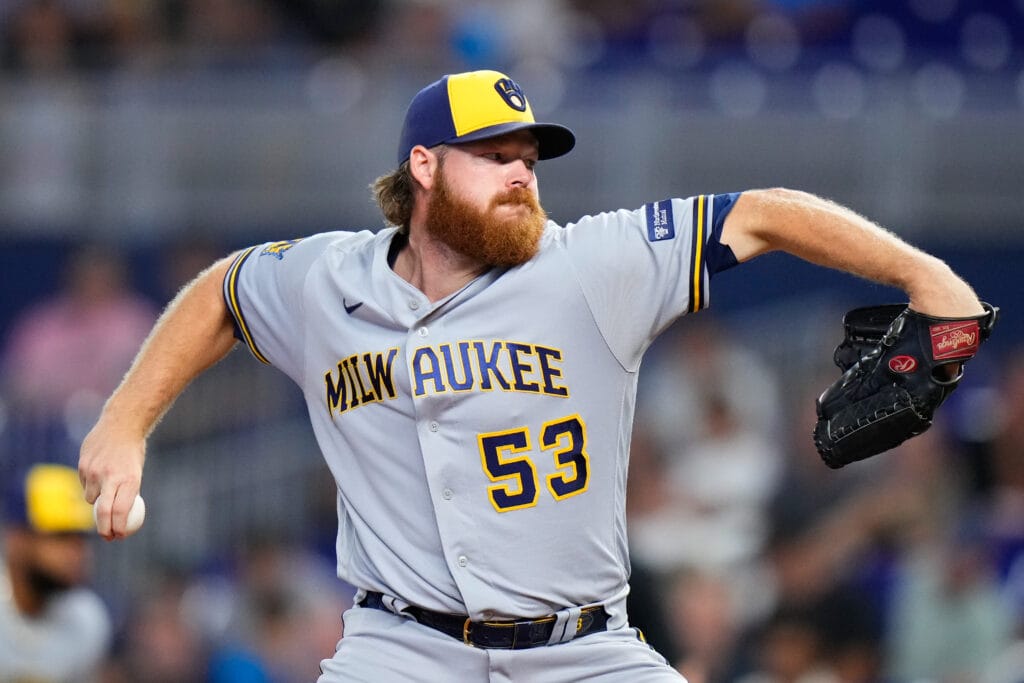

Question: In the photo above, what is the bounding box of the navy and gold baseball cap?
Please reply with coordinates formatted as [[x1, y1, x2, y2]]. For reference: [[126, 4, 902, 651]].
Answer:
[[2, 463, 95, 533], [397, 70, 576, 164]]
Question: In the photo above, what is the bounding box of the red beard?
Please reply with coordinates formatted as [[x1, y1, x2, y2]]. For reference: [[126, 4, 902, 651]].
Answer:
[[424, 167, 547, 267]]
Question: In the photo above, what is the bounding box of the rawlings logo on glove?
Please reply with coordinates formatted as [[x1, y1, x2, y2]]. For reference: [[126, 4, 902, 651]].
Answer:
[[813, 302, 998, 469], [931, 322, 980, 359]]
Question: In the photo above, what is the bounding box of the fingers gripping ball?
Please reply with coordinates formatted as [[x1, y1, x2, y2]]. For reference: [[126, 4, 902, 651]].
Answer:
[[94, 494, 146, 534], [814, 302, 998, 468]]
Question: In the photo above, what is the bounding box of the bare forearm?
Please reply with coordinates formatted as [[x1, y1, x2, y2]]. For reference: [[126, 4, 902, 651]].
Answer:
[[721, 188, 982, 317], [81, 255, 239, 537], [99, 256, 238, 438]]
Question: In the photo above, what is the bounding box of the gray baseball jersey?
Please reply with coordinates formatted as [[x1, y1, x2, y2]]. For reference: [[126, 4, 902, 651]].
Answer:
[[223, 193, 739, 627], [0, 564, 112, 682]]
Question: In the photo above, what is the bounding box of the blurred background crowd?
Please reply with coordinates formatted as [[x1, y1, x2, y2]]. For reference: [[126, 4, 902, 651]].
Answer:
[[0, 0, 1022, 682]]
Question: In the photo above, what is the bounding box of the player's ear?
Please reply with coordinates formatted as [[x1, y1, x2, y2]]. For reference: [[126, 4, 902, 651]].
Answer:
[[408, 145, 441, 191]]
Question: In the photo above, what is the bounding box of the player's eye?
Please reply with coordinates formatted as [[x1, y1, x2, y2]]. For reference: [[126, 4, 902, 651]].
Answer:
[[482, 152, 537, 172]]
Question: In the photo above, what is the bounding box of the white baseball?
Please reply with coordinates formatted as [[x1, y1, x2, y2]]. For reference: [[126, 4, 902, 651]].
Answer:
[[94, 494, 146, 534]]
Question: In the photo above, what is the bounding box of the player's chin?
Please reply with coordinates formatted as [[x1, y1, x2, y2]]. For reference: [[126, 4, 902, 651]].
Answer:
[[484, 230, 542, 266]]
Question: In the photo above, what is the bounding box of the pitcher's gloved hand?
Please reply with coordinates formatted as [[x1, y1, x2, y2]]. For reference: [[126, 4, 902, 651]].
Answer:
[[814, 302, 998, 468]]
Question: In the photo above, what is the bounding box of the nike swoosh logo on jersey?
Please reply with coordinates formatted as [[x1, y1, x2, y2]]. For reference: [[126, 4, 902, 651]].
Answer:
[[343, 298, 363, 315]]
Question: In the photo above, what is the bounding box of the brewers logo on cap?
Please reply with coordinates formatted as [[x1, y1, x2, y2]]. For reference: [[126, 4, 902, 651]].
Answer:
[[493, 78, 527, 111], [397, 70, 575, 164]]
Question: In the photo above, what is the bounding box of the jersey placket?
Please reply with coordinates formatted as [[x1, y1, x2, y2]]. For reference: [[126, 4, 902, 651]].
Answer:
[[405, 310, 485, 614]]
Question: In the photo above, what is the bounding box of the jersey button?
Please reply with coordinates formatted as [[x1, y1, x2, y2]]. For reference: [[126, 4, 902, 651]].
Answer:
[[429, 421, 439, 432], [442, 488, 453, 500], [409, 300, 420, 310], [457, 556, 468, 567], [417, 326, 429, 337]]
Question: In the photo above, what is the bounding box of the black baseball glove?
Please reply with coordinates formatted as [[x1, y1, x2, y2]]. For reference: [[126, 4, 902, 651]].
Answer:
[[814, 302, 998, 468]]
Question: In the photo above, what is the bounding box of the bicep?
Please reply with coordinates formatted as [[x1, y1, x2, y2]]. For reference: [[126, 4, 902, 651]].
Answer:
[[717, 189, 783, 262], [174, 254, 239, 354], [204, 255, 244, 352]]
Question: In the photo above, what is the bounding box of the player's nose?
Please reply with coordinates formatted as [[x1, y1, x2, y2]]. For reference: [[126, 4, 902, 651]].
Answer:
[[507, 160, 535, 188]]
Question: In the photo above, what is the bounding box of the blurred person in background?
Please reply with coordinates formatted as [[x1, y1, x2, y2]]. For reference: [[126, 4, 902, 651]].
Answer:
[[1, 0, 75, 73], [736, 603, 840, 683], [1, 244, 157, 415], [99, 535, 351, 683], [652, 390, 780, 570], [102, 571, 208, 683], [194, 535, 352, 683], [633, 316, 783, 578], [665, 568, 750, 683], [640, 316, 782, 454], [750, 515, 883, 683], [882, 427, 1015, 681], [886, 510, 1014, 682], [0, 462, 111, 682]]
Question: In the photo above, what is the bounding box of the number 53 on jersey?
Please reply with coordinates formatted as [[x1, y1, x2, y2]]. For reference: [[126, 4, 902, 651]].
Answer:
[[477, 414, 590, 512]]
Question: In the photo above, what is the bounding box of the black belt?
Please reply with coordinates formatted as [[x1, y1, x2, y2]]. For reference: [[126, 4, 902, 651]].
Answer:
[[357, 591, 610, 650]]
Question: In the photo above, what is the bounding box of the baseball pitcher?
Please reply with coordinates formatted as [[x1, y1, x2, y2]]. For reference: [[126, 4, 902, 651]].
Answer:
[[80, 70, 991, 681]]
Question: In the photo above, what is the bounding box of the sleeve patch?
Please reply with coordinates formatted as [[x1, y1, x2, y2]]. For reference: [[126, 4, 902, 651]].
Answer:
[[645, 200, 675, 242], [260, 239, 303, 260]]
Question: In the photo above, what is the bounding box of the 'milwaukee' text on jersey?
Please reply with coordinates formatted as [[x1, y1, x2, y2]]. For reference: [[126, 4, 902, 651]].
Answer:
[[324, 341, 569, 416]]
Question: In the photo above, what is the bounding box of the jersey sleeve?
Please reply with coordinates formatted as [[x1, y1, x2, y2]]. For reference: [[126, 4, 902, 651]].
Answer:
[[223, 233, 341, 380], [562, 192, 741, 369]]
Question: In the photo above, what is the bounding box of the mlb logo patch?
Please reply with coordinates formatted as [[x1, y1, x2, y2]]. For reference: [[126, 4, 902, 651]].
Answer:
[[645, 200, 675, 242]]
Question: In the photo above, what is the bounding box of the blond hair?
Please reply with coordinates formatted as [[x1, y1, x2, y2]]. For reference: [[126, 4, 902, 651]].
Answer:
[[371, 161, 415, 233], [372, 147, 452, 233]]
